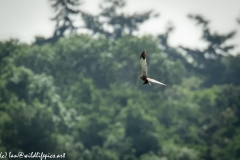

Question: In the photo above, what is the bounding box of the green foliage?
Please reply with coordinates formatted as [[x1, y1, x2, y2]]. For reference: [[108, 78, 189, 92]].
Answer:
[[0, 11, 240, 160]]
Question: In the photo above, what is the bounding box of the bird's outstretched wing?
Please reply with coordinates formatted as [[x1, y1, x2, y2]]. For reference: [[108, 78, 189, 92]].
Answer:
[[140, 58, 148, 76], [147, 78, 169, 87]]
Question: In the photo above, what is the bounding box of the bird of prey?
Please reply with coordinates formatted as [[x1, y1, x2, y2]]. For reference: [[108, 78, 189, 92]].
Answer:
[[139, 51, 169, 86]]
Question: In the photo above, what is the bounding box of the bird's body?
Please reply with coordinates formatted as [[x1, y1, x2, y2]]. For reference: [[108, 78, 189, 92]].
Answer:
[[139, 51, 149, 84], [139, 51, 168, 87]]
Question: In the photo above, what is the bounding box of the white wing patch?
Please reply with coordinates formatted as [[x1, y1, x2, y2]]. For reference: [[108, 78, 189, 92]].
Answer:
[[147, 78, 168, 87]]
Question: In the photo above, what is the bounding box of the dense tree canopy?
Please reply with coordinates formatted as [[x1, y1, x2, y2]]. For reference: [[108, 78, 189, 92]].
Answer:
[[1, 0, 240, 160]]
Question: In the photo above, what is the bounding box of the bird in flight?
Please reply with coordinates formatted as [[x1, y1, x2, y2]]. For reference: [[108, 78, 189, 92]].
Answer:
[[139, 51, 169, 87]]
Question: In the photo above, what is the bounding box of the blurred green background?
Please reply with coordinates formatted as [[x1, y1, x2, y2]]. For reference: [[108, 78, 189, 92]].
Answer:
[[1, 0, 240, 160]]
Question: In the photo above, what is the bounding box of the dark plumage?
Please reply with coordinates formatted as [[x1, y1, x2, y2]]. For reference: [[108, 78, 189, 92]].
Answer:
[[140, 50, 146, 60]]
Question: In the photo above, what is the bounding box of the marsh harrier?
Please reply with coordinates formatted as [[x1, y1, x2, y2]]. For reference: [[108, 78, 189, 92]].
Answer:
[[139, 51, 169, 87]]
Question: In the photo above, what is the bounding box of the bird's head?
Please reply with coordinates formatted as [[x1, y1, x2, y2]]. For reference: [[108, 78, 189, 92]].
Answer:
[[140, 50, 146, 59]]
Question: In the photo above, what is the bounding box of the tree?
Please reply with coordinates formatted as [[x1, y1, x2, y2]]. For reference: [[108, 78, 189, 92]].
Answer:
[[51, 0, 81, 37], [0, 40, 69, 156], [35, 0, 81, 44], [192, 85, 240, 160], [221, 54, 240, 85], [180, 14, 237, 86], [81, 0, 159, 39]]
